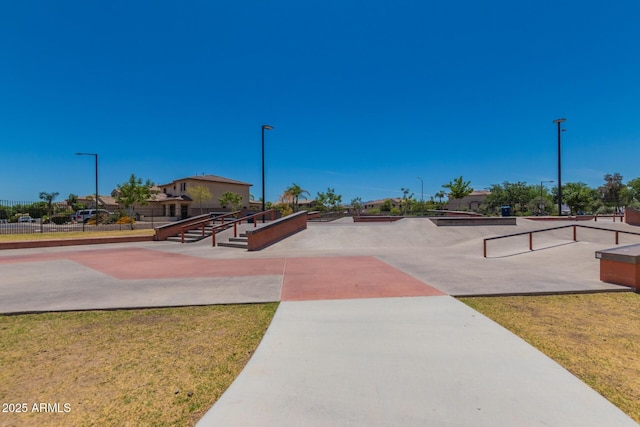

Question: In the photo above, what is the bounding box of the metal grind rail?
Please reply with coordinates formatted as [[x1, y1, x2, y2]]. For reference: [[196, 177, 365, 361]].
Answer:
[[483, 224, 640, 258]]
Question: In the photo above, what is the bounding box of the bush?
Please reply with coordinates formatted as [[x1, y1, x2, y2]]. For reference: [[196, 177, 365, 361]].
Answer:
[[116, 216, 135, 224], [51, 215, 69, 225]]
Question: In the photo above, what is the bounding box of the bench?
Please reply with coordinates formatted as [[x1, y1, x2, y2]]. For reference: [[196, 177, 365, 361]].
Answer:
[[595, 244, 640, 290]]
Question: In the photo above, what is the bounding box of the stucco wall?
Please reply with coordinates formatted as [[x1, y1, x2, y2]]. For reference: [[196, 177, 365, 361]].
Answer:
[[625, 208, 640, 226]]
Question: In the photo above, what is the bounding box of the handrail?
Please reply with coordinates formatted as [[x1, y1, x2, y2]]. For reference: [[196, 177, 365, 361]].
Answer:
[[483, 224, 640, 257], [180, 211, 240, 243], [211, 209, 276, 246]]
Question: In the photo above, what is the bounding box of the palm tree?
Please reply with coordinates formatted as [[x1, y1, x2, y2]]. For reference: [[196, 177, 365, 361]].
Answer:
[[285, 183, 310, 212], [435, 191, 446, 208], [39, 191, 59, 222]]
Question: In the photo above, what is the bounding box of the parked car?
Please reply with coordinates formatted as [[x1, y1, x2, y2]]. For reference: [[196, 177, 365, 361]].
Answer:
[[74, 209, 113, 223], [18, 215, 36, 223]]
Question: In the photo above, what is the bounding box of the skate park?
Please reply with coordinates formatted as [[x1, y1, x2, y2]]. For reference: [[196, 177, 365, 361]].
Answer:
[[1, 215, 639, 426]]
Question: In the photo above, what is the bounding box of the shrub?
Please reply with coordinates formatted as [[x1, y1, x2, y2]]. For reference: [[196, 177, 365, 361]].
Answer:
[[116, 216, 135, 224]]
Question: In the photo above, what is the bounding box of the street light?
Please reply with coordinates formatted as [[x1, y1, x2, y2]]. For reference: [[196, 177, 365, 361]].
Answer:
[[553, 118, 566, 216], [539, 180, 554, 215], [261, 125, 273, 223], [416, 176, 424, 216], [75, 152, 99, 224]]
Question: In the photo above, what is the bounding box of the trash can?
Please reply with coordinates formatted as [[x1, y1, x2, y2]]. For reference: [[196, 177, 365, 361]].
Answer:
[[501, 206, 512, 217]]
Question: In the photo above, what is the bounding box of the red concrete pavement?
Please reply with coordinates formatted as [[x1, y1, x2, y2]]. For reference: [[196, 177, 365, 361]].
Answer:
[[1, 248, 444, 301]]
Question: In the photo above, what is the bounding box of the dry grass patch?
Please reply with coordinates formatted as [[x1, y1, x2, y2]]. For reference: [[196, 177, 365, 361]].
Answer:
[[0, 304, 277, 426], [459, 292, 640, 423], [0, 229, 155, 242]]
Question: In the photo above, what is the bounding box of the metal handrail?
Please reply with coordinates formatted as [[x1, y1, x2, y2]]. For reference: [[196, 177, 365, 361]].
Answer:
[[211, 209, 276, 246], [180, 211, 240, 243], [483, 224, 640, 257]]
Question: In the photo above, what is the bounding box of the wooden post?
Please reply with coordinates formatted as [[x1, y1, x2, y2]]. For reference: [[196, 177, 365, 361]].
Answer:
[[573, 225, 577, 241]]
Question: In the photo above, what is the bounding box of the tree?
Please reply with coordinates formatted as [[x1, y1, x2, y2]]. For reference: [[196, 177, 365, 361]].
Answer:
[[218, 191, 243, 212], [434, 191, 446, 208], [67, 193, 83, 212], [39, 191, 59, 223], [350, 197, 363, 216], [380, 199, 393, 213], [285, 183, 310, 212], [599, 173, 624, 210], [187, 185, 212, 214], [315, 188, 342, 212], [484, 182, 537, 215], [443, 176, 473, 200], [400, 187, 414, 215], [562, 182, 598, 215], [626, 177, 640, 205], [116, 174, 154, 225]]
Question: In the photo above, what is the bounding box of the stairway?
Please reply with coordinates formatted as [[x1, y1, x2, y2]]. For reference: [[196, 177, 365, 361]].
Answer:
[[165, 224, 215, 243], [217, 232, 249, 249]]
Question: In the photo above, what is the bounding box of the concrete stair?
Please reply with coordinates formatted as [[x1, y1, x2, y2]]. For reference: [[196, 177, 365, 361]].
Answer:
[[217, 232, 248, 249]]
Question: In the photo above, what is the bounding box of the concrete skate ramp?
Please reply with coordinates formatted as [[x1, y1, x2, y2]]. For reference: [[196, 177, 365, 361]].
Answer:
[[260, 218, 637, 296]]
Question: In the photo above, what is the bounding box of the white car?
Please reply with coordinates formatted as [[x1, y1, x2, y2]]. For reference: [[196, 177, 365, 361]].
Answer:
[[18, 215, 36, 223]]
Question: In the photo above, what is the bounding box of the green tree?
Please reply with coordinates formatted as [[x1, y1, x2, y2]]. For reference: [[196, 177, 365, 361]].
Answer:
[[187, 185, 213, 215], [315, 188, 342, 212], [116, 174, 154, 226], [39, 191, 59, 223], [562, 182, 598, 215], [434, 191, 446, 208], [400, 187, 414, 215], [380, 199, 393, 213], [599, 173, 625, 210], [285, 183, 310, 212], [443, 176, 473, 200], [218, 191, 243, 212], [624, 177, 640, 208], [350, 197, 363, 216], [67, 193, 84, 212]]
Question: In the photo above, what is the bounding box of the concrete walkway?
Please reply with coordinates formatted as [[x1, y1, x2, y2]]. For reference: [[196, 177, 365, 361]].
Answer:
[[1, 217, 638, 425]]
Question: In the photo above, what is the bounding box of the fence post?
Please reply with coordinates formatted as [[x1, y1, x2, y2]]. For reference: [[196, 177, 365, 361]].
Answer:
[[573, 225, 577, 241]]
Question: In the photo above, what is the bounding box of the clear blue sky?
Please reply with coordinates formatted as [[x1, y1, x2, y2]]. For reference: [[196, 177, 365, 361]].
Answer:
[[2, 1, 639, 204]]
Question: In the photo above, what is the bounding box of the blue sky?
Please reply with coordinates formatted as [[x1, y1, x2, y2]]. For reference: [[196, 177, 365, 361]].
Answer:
[[2, 1, 639, 204]]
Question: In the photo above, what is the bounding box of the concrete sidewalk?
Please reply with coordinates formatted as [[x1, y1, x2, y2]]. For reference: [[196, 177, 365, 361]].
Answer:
[[198, 297, 636, 426]]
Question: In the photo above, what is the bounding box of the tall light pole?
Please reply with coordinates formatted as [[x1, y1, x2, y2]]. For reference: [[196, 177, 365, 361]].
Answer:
[[539, 180, 554, 215], [553, 118, 566, 216], [75, 152, 99, 224], [416, 176, 424, 216], [261, 125, 273, 223]]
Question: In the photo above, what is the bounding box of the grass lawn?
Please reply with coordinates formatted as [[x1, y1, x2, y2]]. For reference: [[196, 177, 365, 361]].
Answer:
[[459, 292, 640, 423], [0, 304, 277, 427]]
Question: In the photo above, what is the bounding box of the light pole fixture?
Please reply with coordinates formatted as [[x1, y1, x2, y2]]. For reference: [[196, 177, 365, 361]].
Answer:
[[539, 180, 554, 215], [75, 152, 99, 224], [553, 118, 566, 216], [416, 176, 424, 216], [261, 125, 273, 223]]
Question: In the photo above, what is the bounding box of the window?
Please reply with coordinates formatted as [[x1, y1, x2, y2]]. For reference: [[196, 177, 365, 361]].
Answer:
[[180, 182, 186, 191]]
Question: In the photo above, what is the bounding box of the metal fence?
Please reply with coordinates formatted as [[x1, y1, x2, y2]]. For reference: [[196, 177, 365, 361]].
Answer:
[[0, 199, 165, 235]]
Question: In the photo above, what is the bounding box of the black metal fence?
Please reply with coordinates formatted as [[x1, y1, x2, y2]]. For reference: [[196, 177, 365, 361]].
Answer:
[[0, 199, 164, 235]]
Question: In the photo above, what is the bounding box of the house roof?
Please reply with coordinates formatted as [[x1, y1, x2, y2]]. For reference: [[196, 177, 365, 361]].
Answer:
[[159, 174, 252, 187]]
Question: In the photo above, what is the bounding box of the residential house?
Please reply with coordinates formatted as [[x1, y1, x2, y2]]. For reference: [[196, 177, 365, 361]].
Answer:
[[362, 198, 401, 213], [445, 190, 490, 212], [144, 174, 252, 220]]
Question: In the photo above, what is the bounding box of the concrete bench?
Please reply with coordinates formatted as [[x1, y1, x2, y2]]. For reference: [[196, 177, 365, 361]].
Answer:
[[595, 244, 640, 291]]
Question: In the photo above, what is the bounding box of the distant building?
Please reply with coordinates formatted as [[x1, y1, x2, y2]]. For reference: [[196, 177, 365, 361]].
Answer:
[[362, 198, 401, 212], [108, 174, 252, 220], [445, 190, 490, 212]]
